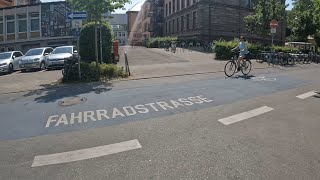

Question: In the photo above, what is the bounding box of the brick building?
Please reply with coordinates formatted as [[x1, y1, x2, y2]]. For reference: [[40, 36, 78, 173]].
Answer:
[[163, 0, 286, 44], [127, 0, 164, 45]]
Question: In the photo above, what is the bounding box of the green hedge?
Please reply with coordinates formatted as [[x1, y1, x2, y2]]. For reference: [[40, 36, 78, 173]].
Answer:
[[214, 40, 238, 60], [214, 40, 300, 60], [62, 62, 128, 83], [146, 37, 178, 48], [79, 22, 113, 63]]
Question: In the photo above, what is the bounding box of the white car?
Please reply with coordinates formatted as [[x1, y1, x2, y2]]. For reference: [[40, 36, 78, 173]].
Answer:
[[0, 51, 23, 74], [19, 47, 53, 72]]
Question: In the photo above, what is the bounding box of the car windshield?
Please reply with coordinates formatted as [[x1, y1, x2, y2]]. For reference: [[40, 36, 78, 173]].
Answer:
[[25, 49, 44, 56], [0, 52, 12, 60], [51, 47, 73, 54]]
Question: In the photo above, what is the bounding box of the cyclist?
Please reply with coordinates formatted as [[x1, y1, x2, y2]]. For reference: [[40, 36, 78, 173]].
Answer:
[[232, 36, 249, 71]]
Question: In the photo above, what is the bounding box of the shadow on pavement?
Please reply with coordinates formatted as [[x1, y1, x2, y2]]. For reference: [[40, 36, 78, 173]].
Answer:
[[232, 74, 255, 80], [23, 82, 113, 103]]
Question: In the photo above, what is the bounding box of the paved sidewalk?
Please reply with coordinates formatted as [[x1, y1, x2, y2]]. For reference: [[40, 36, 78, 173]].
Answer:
[[119, 46, 270, 79]]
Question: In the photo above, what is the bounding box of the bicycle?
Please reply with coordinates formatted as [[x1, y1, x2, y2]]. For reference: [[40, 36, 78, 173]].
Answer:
[[224, 52, 252, 77]]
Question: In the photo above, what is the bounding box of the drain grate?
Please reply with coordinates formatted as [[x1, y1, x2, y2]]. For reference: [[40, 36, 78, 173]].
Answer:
[[58, 97, 87, 106]]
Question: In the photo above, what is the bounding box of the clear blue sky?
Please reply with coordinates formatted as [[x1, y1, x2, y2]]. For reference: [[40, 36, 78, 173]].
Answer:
[[41, 0, 293, 13]]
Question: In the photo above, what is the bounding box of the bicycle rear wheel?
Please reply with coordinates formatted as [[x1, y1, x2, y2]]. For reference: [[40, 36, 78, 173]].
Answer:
[[241, 60, 252, 75], [287, 56, 295, 65], [224, 61, 236, 77]]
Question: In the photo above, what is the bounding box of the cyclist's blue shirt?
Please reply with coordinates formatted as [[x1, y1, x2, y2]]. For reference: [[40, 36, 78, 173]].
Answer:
[[239, 41, 249, 55]]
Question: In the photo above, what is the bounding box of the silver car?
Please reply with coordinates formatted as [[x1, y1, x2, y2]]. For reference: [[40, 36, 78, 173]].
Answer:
[[19, 47, 53, 72], [0, 51, 23, 74], [46, 46, 79, 70]]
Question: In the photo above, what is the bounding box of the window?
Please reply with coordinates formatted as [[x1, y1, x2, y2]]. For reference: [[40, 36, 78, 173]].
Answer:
[[18, 14, 27, 33], [173, 0, 176, 13], [30, 12, 40, 31], [181, 15, 184, 31], [8, 47, 14, 51], [182, 0, 185, 9], [192, 11, 197, 29], [44, 48, 53, 55], [169, 2, 171, 15], [186, 14, 190, 30], [193, 0, 196, 4], [169, 20, 171, 33], [166, 22, 168, 34], [177, 0, 180, 11], [172, 19, 175, 33], [166, 4, 168, 16], [187, 0, 190, 7], [6, 15, 15, 34], [122, 32, 125, 36], [14, 52, 22, 57], [177, 17, 179, 32], [245, 0, 252, 8], [0, 16, 3, 35]]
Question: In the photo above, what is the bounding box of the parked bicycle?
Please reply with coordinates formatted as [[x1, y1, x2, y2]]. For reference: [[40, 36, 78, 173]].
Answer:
[[224, 51, 252, 77]]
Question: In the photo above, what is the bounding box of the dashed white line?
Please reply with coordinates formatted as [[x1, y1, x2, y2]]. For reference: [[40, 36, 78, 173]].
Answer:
[[218, 106, 274, 125], [31, 139, 142, 167], [296, 91, 317, 99]]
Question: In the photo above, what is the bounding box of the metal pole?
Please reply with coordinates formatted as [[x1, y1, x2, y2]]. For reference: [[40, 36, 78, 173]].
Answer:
[[95, 24, 99, 66], [77, 35, 81, 80], [100, 23, 103, 63], [272, 33, 274, 47], [208, 0, 211, 41]]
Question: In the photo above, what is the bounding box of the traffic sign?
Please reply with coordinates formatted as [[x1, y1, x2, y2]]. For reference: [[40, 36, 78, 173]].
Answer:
[[67, 12, 87, 19], [270, 20, 278, 28], [271, 28, 276, 34], [72, 29, 81, 37], [72, 20, 83, 29]]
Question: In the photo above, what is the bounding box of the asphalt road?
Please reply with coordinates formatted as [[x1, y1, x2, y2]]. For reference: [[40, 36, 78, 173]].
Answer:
[[0, 66, 320, 179]]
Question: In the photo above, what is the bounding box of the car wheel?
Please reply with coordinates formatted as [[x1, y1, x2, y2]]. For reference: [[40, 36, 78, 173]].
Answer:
[[40, 61, 45, 70], [8, 63, 14, 74]]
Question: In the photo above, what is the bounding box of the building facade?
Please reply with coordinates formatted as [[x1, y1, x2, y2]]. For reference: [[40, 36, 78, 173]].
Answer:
[[127, 0, 164, 45], [0, 0, 40, 8], [0, 0, 15, 8], [127, 10, 141, 45], [105, 14, 128, 46], [163, 0, 286, 44], [0, 1, 77, 53]]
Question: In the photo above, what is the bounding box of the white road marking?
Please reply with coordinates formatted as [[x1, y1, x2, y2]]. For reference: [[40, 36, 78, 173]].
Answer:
[[31, 139, 142, 167], [296, 91, 317, 99], [218, 106, 274, 125]]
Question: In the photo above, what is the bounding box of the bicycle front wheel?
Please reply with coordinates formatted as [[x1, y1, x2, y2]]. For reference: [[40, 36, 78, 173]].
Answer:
[[224, 61, 236, 77], [241, 60, 252, 75]]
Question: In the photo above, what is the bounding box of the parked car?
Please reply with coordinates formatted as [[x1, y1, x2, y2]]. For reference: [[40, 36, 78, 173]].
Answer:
[[19, 47, 53, 72], [0, 51, 23, 74], [46, 46, 79, 70]]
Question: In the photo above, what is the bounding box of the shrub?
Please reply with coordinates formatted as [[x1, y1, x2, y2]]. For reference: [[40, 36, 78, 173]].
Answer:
[[273, 46, 299, 53], [214, 40, 238, 60], [214, 40, 300, 60], [100, 64, 127, 79], [79, 22, 113, 63], [146, 37, 178, 48], [62, 62, 127, 83]]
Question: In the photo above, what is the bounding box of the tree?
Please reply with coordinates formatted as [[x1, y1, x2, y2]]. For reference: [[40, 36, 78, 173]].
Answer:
[[66, 0, 130, 65], [286, 0, 320, 45], [244, 0, 286, 40], [66, 0, 130, 23], [80, 22, 113, 63]]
